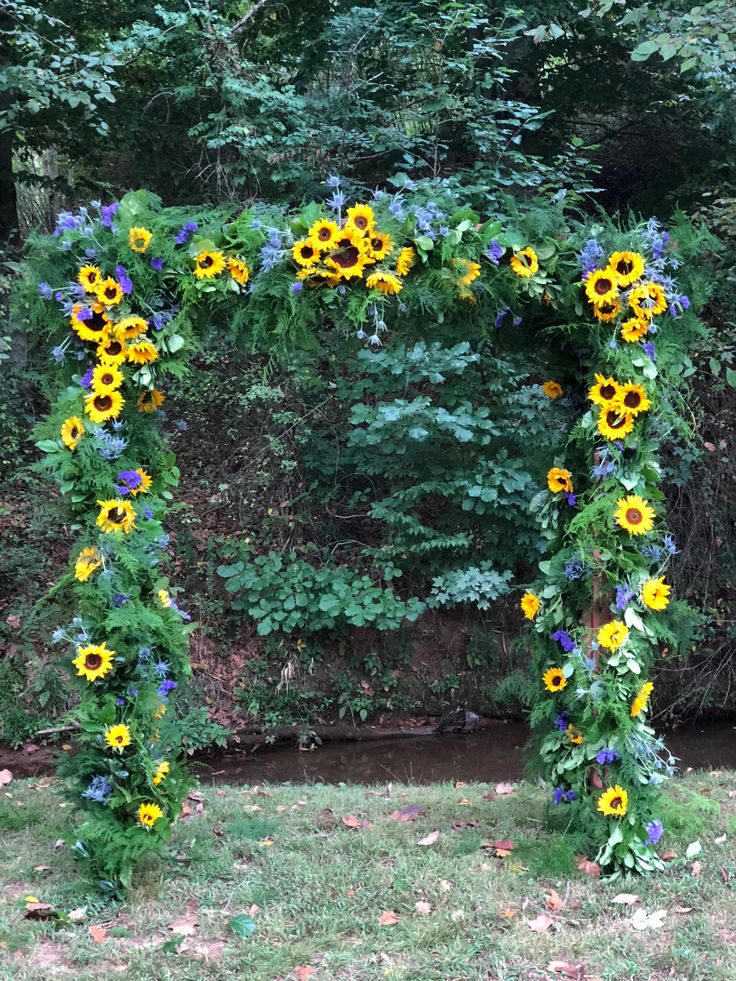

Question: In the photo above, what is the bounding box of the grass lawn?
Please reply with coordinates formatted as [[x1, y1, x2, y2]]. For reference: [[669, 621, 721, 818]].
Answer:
[[1, 770, 736, 980]]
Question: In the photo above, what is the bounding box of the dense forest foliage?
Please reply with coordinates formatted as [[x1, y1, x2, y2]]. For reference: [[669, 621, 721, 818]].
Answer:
[[1, 0, 735, 747]]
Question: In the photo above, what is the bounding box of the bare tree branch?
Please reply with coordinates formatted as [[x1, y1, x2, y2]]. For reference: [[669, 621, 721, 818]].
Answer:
[[231, 0, 272, 37]]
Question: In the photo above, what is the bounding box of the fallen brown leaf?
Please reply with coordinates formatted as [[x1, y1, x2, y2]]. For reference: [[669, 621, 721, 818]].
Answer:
[[486, 838, 514, 858], [547, 961, 583, 978], [414, 901, 433, 915], [342, 815, 372, 830], [452, 818, 479, 831], [527, 912, 553, 933], [294, 968, 315, 981], [499, 905, 516, 919], [169, 915, 198, 937], [417, 830, 440, 846], [0, 770, 12, 787], [577, 857, 601, 877], [691, 860, 702, 878], [388, 804, 425, 822], [89, 925, 107, 943], [378, 910, 400, 926], [611, 893, 639, 905], [495, 782, 515, 795], [545, 889, 565, 911]]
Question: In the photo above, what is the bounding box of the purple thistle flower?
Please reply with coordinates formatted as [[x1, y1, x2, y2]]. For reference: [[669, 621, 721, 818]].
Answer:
[[552, 630, 576, 653], [388, 195, 406, 220], [153, 659, 170, 678], [645, 819, 664, 845], [82, 775, 113, 803], [512, 315, 523, 327], [38, 281, 53, 299], [663, 534, 678, 555], [175, 419, 189, 431], [150, 257, 164, 271], [328, 190, 346, 214], [486, 239, 504, 265], [325, 174, 342, 188], [80, 366, 94, 389], [51, 346, 66, 365], [54, 290, 64, 302], [578, 237, 603, 276]]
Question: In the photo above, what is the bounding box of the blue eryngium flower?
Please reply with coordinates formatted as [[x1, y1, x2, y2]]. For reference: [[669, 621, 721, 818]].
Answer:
[[82, 775, 113, 804]]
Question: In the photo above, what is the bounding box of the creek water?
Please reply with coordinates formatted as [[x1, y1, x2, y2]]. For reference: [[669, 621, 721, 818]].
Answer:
[[195, 720, 736, 786]]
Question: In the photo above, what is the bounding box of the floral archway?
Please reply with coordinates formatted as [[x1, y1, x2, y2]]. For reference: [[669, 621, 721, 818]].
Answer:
[[22, 183, 694, 887]]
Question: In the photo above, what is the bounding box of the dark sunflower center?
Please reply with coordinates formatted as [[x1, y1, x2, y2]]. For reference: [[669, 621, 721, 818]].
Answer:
[[317, 227, 331, 241], [600, 384, 617, 400], [105, 286, 117, 299], [200, 255, 214, 269], [371, 237, 383, 251], [114, 734, 124, 743], [625, 508, 643, 525], [616, 258, 633, 275], [332, 246, 360, 269], [85, 653, 102, 670], [88, 312, 107, 332], [300, 245, 315, 259], [70, 426, 79, 438], [606, 411, 626, 429], [610, 795, 622, 809], [595, 278, 613, 295], [106, 341, 123, 356], [599, 302, 616, 315], [87, 271, 98, 283], [94, 395, 113, 411], [354, 215, 368, 230], [623, 391, 641, 409], [101, 373, 114, 386], [109, 507, 126, 524]]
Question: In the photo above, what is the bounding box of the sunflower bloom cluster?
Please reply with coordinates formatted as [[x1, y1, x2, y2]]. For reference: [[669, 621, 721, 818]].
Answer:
[[583, 249, 668, 344], [587, 373, 651, 442]]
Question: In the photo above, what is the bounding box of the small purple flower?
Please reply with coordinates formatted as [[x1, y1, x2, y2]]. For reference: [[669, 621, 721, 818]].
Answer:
[[512, 315, 523, 327], [642, 341, 655, 361], [645, 819, 664, 845], [80, 366, 94, 389], [495, 307, 509, 328], [115, 697, 126, 706], [552, 630, 576, 653], [51, 346, 66, 365], [566, 492, 576, 507], [554, 711, 569, 732], [153, 659, 170, 678], [388, 195, 406, 220], [114, 264, 133, 295], [143, 506, 155, 520], [595, 748, 619, 765], [565, 790, 577, 802], [680, 295, 691, 309], [82, 775, 113, 803], [486, 239, 504, 265], [174, 221, 198, 245], [100, 202, 119, 229], [578, 237, 604, 276], [615, 585, 635, 610], [291, 281, 303, 294], [328, 190, 346, 213], [552, 788, 564, 805], [175, 419, 189, 431], [157, 679, 177, 698], [112, 593, 130, 607], [150, 256, 164, 271], [55, 290, 64, 302], [115, 469, 143, 495], [76, 306, 93, 322], [38, 281, 53, 299], [325, 174, 342, 188], [663, 534, 678, 556]]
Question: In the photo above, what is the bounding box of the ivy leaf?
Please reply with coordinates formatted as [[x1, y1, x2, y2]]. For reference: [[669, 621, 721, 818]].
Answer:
[[228, 914, 256, 938]]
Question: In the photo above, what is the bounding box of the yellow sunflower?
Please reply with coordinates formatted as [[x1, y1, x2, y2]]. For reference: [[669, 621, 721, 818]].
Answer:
[[521, 591, 541, 621], [72, 642, 115, 682], [78, 265, 102, 293], [614, 495, 656, 536], [597, 620, 628, 651], [597, 785, 628, 817], [641, 577, 671, 611], [292, 239, 322, 268], [345, 203, 375, 235], [597, 407, 635, 441], [547, 467, 573, 494], [365, 271, 403, 295], [365, 231, 394, 262], [138, 802, 164, 827], [193, 250, 226, 279], [629, 282, 667, 319], [129, 226, 152, 252], [592, 299, 622, 322], [61, 416, 85, 450], [91, 363, 123, 394], [396, 247, 415, 277], [152, 761, 170, 786], [308, 219, 341, 249], [127, 340, 158, 365], [620, 317, 650, 343], [325, 232, 370, 280], [631, 681, 654, 718], [587, 374, 621, 407], [543, 667, 567, 693], [85, 390, 124, 424], [158, 588, 173, 608], [95, 277, 123, 307], [96, 498, 136, 534], [70, 303, 110, 343], [105, 723, 131, 750], [137, 389, 165, 413], [114, 316, 148, 342], [131, 468, 152, 496], [614, 382, 651, 417], [510, 247, 539, 278], [454, 258, 482, 286], [542, 381, 563, 399], [227, 257, 250, 285], [97, 336, 128, 364], [584, 269, 619, 306], [566, 724, 584, 745], [74, 546, 102, 582], [608, 251, 645, 288]]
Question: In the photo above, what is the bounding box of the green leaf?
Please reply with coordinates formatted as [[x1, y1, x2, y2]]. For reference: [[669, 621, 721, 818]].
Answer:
[[229, 915, 257, 938], [36, 439, 61, 453], [726, 368, 736, 388], [167, 333, 186, 353]]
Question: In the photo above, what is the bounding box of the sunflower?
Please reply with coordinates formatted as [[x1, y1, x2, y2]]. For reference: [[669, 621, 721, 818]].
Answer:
[[308, 219, 341, 249], [97, 336, 128, 364], [366, 271, 403, 295], [96, 498, 136, 534], [566, 724, 583, 745], [325, 232, 370, 280], [75, 546, 102, 582], [292, 239, 322, 268], [95, 277, 123, 307], [543, 667, 567, 693], [227, 257, 250, 285], [129, 226, 152, 252], [597, 620, 628, 651], [345, 203, 375, 234], [61, 416, 85, 450], [454, 258, 482, 286], [138, 802, 164, 827], [152, 761, 170, 786], [92, 363, 123, 394], [131, 468, 152, 495], [105, 723, 131, 750], [587, 374, 621, 407], [85, 390, 124, 424], [641, 577, 671, 611], [620, 317, 650, 343], [597, 407, 635, 441], [296, 266, 341, 287], [597, 785, 628, 817], [631, 681, 654, 718], [365, 231, 394, 262], [614, 495, 656, 535], [608, 250, 645, 288], [614, 382, 651, 417], [542, 381, 563, 399], [70, 303, 109, 343], [592, 299, 621, 322], [521, 591, 540, 620], [127, 340, 158, 365], [629, 282, 667, 319], [395, 247, 415, 277], [547, 467, 573, 494], [584, 269, 619, 306], [114, 316, 148, 342], [193, 250, 226, 279], [72, 642, 115, 682], [137, 389, 165, 413], [78, 265, 102, 293], [510, 247, 539, 278], [158, 588, 173, 608]]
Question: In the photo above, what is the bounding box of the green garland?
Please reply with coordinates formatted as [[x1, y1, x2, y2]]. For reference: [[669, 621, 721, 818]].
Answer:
[[20, 185, 696, 887]]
